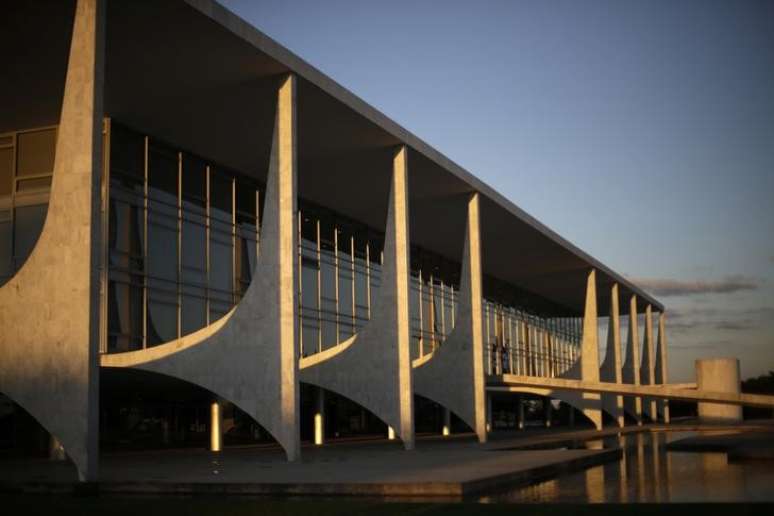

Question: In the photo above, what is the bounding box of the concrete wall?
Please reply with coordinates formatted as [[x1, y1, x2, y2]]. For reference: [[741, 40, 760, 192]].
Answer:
[[696, 358, 742, 423], [0, 0, 103, 481], [101, 74, 301, 461]]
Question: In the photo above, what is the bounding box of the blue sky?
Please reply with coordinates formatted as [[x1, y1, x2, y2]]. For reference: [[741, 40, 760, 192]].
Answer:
[[220, 0, 774, 382]]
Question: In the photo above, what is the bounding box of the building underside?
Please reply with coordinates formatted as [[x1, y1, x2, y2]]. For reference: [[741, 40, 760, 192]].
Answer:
[[0, 0, 717, 482]]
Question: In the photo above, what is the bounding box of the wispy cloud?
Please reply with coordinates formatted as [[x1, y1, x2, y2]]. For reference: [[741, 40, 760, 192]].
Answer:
[[632, 275, 758, 297], [670, 343, 721, 351], [663, 306, 774, 334], [714, 319, 754, 331]]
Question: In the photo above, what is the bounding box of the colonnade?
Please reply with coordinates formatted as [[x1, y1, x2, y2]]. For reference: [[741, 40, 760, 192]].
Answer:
[[0, 0, 672, 484]]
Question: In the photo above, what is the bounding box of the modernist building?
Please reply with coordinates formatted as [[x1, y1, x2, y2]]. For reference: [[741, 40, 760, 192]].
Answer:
[[1, 0, 677, 482]]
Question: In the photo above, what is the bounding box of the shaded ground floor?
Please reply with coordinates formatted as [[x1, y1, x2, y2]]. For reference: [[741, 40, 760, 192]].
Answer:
[[1, 368, 603, 460]]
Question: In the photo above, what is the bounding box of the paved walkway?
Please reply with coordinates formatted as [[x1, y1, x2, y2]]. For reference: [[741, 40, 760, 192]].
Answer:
[[1, 433, 619, 497], [3, 422, 770, 497]]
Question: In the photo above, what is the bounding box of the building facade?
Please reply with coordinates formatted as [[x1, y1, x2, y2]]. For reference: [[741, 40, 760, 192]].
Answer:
[[1, 0, 672, 482]]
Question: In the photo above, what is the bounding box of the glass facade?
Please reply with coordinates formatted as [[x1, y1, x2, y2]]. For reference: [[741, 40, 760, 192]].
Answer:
[[106, 123, 260, 352], [297, 202, 383, 357], [0, 127, 56, 287], [482, 294, 581, 377], [410, 248, 460, 358], [3, 120, 583, 379]]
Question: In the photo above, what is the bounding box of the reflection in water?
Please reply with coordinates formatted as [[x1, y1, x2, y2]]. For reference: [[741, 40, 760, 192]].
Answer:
[[484, 431, 774, 503], [584, 439, 605, 503]]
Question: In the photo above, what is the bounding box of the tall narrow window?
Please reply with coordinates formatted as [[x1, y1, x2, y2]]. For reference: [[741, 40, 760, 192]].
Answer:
[[336, 224, 354, 341], [146, 141, 179, 345], [235, 180, 258, 300], [181, 154, 207, 335], [319, 214, 337, 350], [299, 211, 319, 355], [108, 124, 145, 351], [353, 230, 369, 331], [209, 167, 233, 322]]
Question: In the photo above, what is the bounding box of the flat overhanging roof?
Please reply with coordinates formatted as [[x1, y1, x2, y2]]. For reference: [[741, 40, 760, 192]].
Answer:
[[2, 0, 664, 316]]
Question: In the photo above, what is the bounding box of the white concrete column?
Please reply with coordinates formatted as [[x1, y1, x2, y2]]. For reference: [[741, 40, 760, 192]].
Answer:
[[387, 426, 396, 440], [655, 311, 670, 423], [622, 295, 643, 425], [297, 143, 413, 451], [640, 304, 657, 421], [442, 408, 451, 437], [99, 71, 302, 463], [274, 73, 301, 460], [466, 192, 487, 442], [600, 283, 624, 427], [210, 401, 222, 452], [391, 145, 414, 450], [314, 387, 325, 446], [0, 0, 104, 482], [516, 395, 524, 430], [580, 269, 602, 430], [411, 192, 486, 443]]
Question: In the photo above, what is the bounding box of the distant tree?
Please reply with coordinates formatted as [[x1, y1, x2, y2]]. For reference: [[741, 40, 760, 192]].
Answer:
[[742, 371, 774, 420], [742, 371, 774, 394]]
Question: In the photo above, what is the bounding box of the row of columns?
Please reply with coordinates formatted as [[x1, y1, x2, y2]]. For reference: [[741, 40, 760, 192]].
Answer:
[[5, 0, 671, 482], [604, 284, 670, 426]]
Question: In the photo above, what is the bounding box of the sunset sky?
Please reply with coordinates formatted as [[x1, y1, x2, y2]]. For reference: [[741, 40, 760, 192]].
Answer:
[[221, 0, 774, 382]]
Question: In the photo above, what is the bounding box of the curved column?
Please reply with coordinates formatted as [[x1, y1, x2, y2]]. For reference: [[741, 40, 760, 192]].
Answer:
[[299, 145, 414, 449], [599, 283, 624, 427], [413, 192, 487, 443], [639, 304, 657, 421], [0, 0, 104, 481], [654, 311, 670, 423], [578, 269, 602, 430], [101, 74, 300, 461], [621, 295, 643, 424], [554, 271, 602, 429]]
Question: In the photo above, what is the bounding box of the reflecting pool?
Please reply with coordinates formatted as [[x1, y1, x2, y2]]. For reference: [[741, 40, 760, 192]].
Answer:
[[480, 431, 774, 503]]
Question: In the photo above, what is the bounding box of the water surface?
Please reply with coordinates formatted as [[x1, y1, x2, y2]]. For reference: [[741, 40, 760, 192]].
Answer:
[[480, 431, 774, 503]]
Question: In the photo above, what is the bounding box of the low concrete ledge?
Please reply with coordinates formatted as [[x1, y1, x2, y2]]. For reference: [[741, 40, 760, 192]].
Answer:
[[0, 448, 621, 499]]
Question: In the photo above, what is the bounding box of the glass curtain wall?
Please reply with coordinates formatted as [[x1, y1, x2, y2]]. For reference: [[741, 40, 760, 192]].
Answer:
[[483, 301, 581, 377], [482, 277, 582, 377], [410, 248, 460, 359], [297, 202, 383, 357], [0, 126, 56, 287], [106, 122, 260, 353], [4, 120, 585, 379], [103, 120, 584, 376], [297, 204, 461, 360]]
